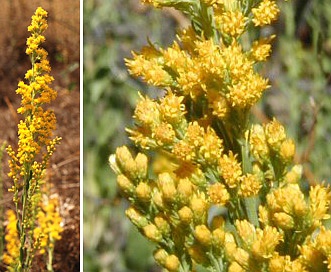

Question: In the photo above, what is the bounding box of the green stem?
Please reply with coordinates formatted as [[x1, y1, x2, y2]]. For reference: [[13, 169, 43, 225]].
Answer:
[[244, 197, 259, 227], [47, 246, 54, 272]]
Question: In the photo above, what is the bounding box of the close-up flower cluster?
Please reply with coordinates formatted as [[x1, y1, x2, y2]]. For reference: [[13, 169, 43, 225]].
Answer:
[[110, 0, 331, 271], [4, 7, 62, 271]]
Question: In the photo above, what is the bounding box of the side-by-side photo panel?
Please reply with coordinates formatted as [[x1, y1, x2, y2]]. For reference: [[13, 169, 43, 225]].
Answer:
[[0, 1, 80, 271]]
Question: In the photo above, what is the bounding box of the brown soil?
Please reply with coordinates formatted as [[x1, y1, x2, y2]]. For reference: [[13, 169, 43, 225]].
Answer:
[[0, 1, 80, 271]]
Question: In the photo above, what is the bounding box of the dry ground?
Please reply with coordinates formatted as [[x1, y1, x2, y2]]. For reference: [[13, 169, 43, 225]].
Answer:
[[0, 1, 80, 271]]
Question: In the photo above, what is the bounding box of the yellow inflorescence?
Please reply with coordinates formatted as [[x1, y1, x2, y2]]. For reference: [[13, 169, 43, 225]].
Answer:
[[3, 210, 20, 270], [7, 6, 61, 193], [109, 0, 331, 271], [252, 0, 280, 26], [34, 196, 63, 254], [5, 7, 62, 270]]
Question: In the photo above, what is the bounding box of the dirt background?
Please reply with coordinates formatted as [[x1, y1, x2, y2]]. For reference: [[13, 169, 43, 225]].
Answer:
[[0, 0, 80, 271]]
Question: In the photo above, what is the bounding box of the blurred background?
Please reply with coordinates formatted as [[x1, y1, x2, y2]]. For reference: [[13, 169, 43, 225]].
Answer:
[[83, 0, 331, 271], [0, 1, 80, 271]]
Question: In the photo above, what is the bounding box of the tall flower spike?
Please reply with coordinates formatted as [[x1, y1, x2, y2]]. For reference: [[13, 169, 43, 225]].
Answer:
[[6, 7, 62, 270]]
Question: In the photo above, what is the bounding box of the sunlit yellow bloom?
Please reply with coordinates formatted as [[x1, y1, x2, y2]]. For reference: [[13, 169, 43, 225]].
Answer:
[[134, 93, 160, 127], [265, 118, 287, 149], [207, 90, 229, 119], [219, 151, 242, 188], [239, 173, 262, 197], [251, 35, 275, 61], [247, 124, 269, 161], [34, 196, 63, 255], [126, 47, 173, 87], [252, 0, 280, 26], [235, 220, 256, 248], [215, 10, 247, 37], [153, 122, 176, 146], [309, 185, 331, 222], [159, 91, 185, 125], [208, 182, 230, 205], [198, 128, 223, 164]]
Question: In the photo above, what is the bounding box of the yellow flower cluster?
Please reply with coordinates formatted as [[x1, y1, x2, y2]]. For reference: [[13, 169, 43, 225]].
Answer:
[[7, 6, 61, 202], [34, 196, 63, 255], [110, 0, 331, 271], [5, 7, 62, 270], [3, 210, 20, 270]]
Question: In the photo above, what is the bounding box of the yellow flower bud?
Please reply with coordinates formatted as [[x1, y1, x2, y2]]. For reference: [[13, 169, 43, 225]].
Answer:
[[229, 261, 245, 272], [143, 224, 163, 243], [115, 146, 137, 179], [178, 206, 193, 225], [158, 172, 177, 202], [309, 185, 331, 221], [125, 207, 148, 228], [280, 139, 295, 162], [135, 153, 148, 179], [177, 178, 193, 203], [152, 189, 164, 209], [284, 165, 302, 184], [212, 228, 225, 249], [265, 118, 286, 150], [117, 174, 134, 196], [135, 182, 151, 202], [195, 225, 212, 247], [273, 212, 295, 230], [154, 215, 171, 236], [190, 193, 208, 222], [164, 254, 180, 271], [154, 248, 168, 265]]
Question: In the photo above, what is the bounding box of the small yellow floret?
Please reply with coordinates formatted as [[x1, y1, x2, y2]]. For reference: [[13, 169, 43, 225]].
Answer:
[[252, 0, 280, 26]]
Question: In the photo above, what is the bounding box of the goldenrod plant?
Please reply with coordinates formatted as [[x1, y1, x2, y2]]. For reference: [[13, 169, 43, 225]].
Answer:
[[5, 7, 62, 271], [109, 0, 331, 271], [33, 194, 63, 272]]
